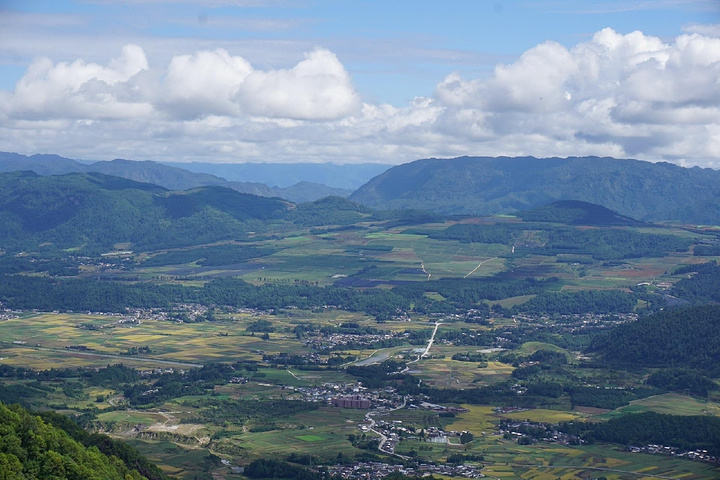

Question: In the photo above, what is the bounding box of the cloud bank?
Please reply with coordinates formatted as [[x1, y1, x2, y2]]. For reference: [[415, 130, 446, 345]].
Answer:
[[0, 27, 718, 166]]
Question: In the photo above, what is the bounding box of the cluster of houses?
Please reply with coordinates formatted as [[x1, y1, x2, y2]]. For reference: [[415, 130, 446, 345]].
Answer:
[[291, 382, 364, 403], [332, 395, 372, 409], [303, 330, 407, 351], [361, 420, 466, 449], [498, 419, 583, 446], [410, 401, 469, 414], [625, 445, 720, 465], [323, 461, 484, 479], [291, 383, 403, 411], [138, 367, 178, 376], [0, 309, 19, 321]]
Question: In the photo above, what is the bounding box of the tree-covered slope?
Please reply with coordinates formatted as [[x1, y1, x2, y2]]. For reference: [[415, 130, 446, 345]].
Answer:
[[670, 261, 720, 304], [272, 181, 352, 203], [587, 305, 720, 372], [285, 195, 371, 226], [349, 156, 720, 223], [0, 402, 150, 479], [0, 171, 292, 253], [517, 200, 644, 226], [85, 158, 235, 191]]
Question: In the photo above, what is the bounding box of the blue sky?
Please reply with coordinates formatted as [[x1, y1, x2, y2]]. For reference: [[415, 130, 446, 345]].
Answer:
[[0, 0, 718, 165]]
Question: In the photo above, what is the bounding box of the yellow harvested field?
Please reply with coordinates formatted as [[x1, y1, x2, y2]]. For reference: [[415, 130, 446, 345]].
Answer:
[[503, 409, 582, 423], [483, 467, 517, 477], [445, 405, 495, 433], [115, 334, 169, 342], [482, 361, 515, 374]]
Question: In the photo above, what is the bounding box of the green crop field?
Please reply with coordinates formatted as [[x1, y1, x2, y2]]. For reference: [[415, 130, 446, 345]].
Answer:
[[296, 434, 326, 442], [597, 393, 720, 419]]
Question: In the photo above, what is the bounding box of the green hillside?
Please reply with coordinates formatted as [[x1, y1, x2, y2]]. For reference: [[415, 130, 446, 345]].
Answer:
[[588, 304, 720, 372], [350, 156, 720, 223], [0, 402, 151, 479], [517, 200, 644, 226], [0, 171, 292, 253]]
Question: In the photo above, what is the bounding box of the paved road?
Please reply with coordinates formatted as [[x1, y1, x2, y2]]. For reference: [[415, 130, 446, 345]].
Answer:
[[421, 321, 442, 358], [364, 396, 408, 459], [405, 321, 443, 371], [358, 322, 443, 457]]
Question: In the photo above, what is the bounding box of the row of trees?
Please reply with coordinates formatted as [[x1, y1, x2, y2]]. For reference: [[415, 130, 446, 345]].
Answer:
[[588, 305, 720, 374], [429, 222, 691, 260], [559, 412, 720, 455], [0, 269, 644, 319]]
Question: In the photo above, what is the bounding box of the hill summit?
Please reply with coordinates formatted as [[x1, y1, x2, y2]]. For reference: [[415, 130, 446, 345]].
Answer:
[[517, 200, 643, 226]]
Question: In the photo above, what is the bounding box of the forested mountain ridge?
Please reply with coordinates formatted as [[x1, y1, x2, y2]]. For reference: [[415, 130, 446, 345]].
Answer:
[[0, 171, 292, 253], [349, 156, 720, 223], [0, 152, 352, 203]]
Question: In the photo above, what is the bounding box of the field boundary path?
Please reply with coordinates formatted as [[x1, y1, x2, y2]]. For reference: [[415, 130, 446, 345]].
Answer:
[[464, 257, 497, 278]]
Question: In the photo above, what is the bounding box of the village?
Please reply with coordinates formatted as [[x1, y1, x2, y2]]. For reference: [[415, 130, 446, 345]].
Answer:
[[323, 460, 484, 479], [626, 445, 720, 466]]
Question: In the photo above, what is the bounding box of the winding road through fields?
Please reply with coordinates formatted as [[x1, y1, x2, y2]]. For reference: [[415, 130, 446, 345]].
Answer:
[[364, 396, 408, 459]]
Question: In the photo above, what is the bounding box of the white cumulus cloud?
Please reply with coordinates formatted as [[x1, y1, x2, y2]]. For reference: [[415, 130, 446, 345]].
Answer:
[[0, 28, 719, 167], [234, 48, 360, 120], [161, 48, 253, 118], [3, 44, 152, 120], [433, 27, 720, 164]]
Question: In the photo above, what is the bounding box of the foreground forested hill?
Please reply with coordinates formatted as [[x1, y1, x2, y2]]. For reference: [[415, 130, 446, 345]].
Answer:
[[0, 402, 153, 479], [350, 156, 720, 223]]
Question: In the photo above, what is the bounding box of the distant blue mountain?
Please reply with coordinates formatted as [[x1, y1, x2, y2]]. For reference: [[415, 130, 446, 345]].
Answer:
[[161, 161, 390, 189], [0, 152, 356, 202]]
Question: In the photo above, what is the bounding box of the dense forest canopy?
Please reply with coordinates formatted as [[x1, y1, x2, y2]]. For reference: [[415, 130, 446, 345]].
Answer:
[[588, 305, 720, 373], [0, 402, 151, 480], [350, 156, 720, 223]]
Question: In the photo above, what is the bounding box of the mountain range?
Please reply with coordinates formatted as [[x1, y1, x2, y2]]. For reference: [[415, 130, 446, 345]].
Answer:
[[350, 156, 720, 224], [0, 171, 293, 253], [0, 152, 360, 203], [2, 152, 720, 224]]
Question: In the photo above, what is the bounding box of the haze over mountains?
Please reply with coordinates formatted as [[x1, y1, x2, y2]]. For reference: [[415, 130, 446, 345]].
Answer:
[[0, 152, 370, 203], [2, 152, 720, 224], [161, 161, 390, 190]]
